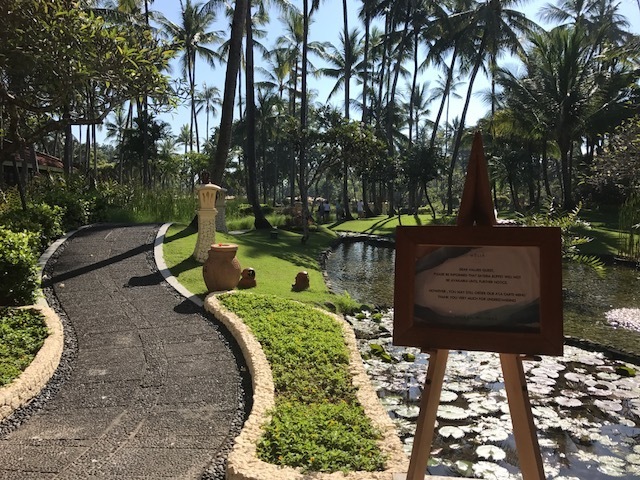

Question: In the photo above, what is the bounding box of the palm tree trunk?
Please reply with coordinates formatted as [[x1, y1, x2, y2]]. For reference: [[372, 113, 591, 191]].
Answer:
[[299, 0, 311, 242], [246, 1, 271, 229], [429, 47, 458, 151], [360, 3, 370, 124], [446, 36, 486, 214], [211, 0, 248, 185]]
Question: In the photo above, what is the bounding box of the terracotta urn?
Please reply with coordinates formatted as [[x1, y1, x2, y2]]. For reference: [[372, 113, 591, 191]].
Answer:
[[203, 243, 242, 292]]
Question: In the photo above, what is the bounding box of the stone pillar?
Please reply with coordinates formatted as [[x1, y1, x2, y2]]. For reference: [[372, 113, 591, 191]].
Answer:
[[193, 183, 222, 263], [215, 187, 228, 234]]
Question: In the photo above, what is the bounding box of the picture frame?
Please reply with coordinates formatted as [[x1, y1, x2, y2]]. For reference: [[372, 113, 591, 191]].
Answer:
[[394, 225, 563, 355]]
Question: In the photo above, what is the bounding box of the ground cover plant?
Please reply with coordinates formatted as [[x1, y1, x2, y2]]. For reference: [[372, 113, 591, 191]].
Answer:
[[218, 292, 386, 473], [0, 307, 48, 386]]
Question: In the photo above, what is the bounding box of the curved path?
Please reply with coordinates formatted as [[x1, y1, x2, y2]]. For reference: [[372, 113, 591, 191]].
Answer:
[[0, 224, 248, 479]]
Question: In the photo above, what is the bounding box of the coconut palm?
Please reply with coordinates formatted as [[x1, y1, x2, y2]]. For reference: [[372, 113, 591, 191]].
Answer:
[[211, 0, 246, 184], [157, 0, 221, 153], [195, 84, 221, 143], [445, 0, 538, 214]]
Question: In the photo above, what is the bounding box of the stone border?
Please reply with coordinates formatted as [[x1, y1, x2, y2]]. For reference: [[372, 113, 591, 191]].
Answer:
[[0, 226, 88, 421], [0, 304, 62, 421]]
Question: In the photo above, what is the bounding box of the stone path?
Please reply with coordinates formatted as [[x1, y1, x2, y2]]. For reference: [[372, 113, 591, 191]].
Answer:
[[0, 224, 248, 479]]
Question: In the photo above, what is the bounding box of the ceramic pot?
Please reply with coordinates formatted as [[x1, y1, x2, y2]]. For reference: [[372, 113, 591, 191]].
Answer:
[[203, 243, 241, 292]]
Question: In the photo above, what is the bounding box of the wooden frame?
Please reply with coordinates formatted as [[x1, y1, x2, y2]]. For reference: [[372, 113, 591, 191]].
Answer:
[[394, 225, 563, 356]]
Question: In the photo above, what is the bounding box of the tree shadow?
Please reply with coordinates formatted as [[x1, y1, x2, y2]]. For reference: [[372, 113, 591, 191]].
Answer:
[[164, 224, 197, 243]]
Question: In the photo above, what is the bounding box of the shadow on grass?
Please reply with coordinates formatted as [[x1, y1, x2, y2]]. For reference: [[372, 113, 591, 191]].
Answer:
[[164, 224, 197, 243], [169, 256, 202, 277]]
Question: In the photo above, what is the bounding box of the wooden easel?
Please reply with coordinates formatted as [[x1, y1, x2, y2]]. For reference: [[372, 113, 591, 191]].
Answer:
[[405, 132, 545, 480]]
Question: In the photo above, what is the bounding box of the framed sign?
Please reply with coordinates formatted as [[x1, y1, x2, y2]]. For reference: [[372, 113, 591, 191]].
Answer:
[[394, 225, 563, 355]]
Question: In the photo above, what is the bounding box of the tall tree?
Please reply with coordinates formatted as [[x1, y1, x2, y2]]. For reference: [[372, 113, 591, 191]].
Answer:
[[158, 0, 220, 153], [211, 0, 247, 184], [245, 0, 272, 228], [445, 0, 538, 214]]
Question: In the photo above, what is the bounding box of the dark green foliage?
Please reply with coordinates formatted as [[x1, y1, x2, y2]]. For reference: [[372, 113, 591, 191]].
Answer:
[[218, 292, 385, 473], [0, 228, 39, 306], [518, 202, 605, 276], [238, 203, 274, 216], [618, 193, 640, 261], [0, 307, 48, 386], [0, 203, 64, 251]]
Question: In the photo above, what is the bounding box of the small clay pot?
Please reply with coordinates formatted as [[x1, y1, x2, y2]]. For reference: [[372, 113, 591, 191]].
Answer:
[[292, 271, 310, 291], [237, 268, 257, 289], [203, 243, 241, 292]]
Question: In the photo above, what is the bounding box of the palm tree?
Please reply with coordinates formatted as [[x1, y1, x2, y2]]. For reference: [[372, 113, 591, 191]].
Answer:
[[158, 0, 221, 153], [195, 84, 221, 143], [104, 106, 128, 182], [319, 28, 364, 117], [211, 0, 246, 184], [445, 0, 538, 214], [245, 0, 273, 229], [176, 124, 191, 154]]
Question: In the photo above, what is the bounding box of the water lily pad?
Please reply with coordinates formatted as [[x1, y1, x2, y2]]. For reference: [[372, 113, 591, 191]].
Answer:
[[626, 453, 640, 465], [480, 427, 510, 442], [439, 425, 465, 439], [555, 396, 583, 408], [472, 461, 511, 479], [393, 404, 421, 419], [437, 405, 470, 420], [615, 365, 636, 377], [476, 445, 507, 461], [530, 366, 560, 378], [439, 389, 458, 403], [454, 460, 474, 476], [594, 399, 623, 412], [596, 455, 626, 476]]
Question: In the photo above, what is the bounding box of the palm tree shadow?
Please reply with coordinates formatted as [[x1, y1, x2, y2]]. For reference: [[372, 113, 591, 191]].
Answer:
[[164, 225, 197, 244], [169, 256, 201, 276]]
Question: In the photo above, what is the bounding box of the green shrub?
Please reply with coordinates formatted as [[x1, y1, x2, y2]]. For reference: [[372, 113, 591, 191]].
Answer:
[[332, 292, 361, 315], [0, 203, 64, 251], [0, 228, 39, 306], [0, 307, 48, 386]]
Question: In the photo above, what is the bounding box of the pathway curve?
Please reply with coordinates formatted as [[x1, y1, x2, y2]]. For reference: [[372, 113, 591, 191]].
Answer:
[[0, 224, 248, 479]]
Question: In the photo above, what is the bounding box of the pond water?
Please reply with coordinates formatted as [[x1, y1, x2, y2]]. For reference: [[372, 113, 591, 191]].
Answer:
[[325, 241, 640, 479]]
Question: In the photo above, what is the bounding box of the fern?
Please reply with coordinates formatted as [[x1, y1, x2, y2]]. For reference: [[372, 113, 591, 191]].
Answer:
[[517, 201, 605, 277]]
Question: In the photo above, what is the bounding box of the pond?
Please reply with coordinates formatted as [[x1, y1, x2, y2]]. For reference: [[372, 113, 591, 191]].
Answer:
[[325, 240, 640, 479]]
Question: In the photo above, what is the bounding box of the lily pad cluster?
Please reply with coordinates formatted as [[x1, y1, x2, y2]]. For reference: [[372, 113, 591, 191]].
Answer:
[[347, 310, 640, 479]]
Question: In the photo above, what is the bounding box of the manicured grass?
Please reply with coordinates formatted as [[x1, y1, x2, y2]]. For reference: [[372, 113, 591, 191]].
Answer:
[[218, 292, 385, 473], [0, 307, 48, 386], [163, 224, 338, 306], [331, 214, 452, 237], [576, 207, 623, 256]]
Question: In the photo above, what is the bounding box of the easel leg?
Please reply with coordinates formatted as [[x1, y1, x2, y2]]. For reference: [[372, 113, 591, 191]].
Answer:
[[500, 353, 545, 480], [406, 349, 449, 480]]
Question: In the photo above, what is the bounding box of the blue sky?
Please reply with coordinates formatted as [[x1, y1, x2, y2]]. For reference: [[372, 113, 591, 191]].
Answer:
[[99, 0, 640, 145]]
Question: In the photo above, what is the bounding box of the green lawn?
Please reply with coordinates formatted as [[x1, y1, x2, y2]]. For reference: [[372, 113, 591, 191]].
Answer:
[[163, 224, 339, 306]]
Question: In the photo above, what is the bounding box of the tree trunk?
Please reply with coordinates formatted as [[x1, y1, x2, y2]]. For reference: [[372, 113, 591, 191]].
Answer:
[[245, 1, 271, 229], [299, 0, 311, 243], [446, 36, 486, 214], [211, 0, 247, 185]]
